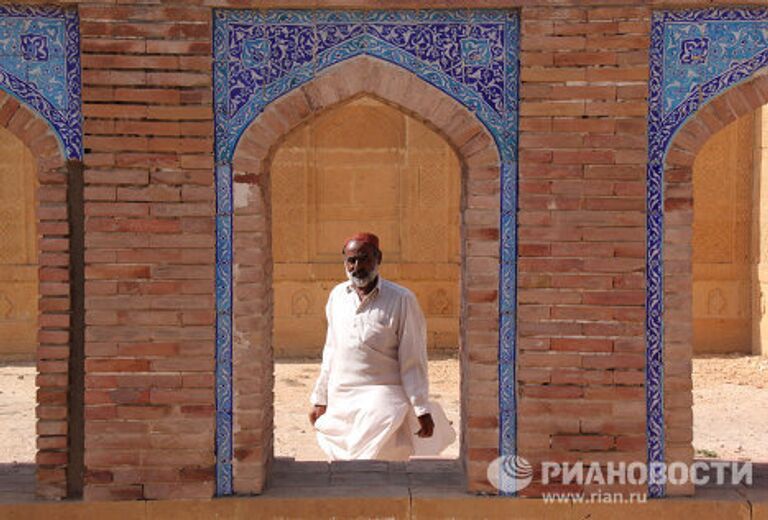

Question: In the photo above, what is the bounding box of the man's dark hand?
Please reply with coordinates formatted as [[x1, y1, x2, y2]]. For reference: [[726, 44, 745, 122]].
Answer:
[[416, 413, 434, 438], [309, 404, 327, 426]]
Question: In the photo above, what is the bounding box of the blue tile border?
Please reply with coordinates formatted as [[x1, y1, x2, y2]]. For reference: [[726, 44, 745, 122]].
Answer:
[[213, 9, 519, 496], [0, 5, 81, 160], [647, 7, 768, 498]]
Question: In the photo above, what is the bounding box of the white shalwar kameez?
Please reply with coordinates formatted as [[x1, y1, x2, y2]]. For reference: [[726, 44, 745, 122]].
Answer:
[[310, 277, 452, 460]]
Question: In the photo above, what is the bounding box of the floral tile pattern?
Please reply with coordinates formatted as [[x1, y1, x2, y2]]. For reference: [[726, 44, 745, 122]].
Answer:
[[647, 7, 768, 498], [0, 5, 81, 159], [213, 9, 519, 496]]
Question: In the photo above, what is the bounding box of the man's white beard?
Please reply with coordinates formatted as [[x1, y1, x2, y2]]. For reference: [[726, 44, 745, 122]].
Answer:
[[347, 265, 379, 288]]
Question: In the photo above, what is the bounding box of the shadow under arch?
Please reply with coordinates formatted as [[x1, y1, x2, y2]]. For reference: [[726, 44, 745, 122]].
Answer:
[[222, 53, 513, 495]]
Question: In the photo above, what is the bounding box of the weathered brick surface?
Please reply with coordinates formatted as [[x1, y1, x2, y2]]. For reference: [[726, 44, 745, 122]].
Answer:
[[79, 4, 216, 501], [516, 5, 652, 496]]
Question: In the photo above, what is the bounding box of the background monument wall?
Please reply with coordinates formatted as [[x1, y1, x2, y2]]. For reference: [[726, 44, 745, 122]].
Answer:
[[753, 106, 768, 357], [0, 129, 38, 360], [692, 114, 754, 355], [271, 96, 460, 357]]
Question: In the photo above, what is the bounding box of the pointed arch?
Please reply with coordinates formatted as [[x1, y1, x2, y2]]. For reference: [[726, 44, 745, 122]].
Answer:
[[646, 9, 768, 497], [655, 73, 768, 497], [0, 90, 75, 499], [646, 33, 768, 496], [227, 55, 504, 494]]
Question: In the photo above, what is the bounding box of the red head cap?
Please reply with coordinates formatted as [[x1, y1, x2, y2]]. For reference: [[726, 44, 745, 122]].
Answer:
[[343, 232, 380, 252]]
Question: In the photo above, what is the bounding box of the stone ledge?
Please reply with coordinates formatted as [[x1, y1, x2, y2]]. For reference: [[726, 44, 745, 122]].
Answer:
[[1, 488, 766, 520]]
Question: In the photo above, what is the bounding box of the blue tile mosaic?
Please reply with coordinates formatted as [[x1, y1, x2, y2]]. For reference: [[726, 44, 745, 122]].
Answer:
[[501, 162, 517, 216], [213, 9, 519, 496], [461, 38, 492, 67], [21, 32, 50, 61], [215, 256, 232, 316], [215, 163, 233, 215], [499, 266, 516, 315], [0, 6, 81, 159], [215, 411, 233, 495], [647, 7, 768, 498], [214, 9, 516, 163], [499, 311, 515, 363]]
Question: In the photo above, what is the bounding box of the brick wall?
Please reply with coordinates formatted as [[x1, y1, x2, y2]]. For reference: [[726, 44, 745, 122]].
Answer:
[[516, 5, 650, 496], [79, 4, 216, 500]]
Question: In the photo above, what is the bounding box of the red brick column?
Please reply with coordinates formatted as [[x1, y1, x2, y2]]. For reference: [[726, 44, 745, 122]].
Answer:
[[517, 6, 651, 496], [0, 92, 71, 499], [79, 5, 216, 500], [231, 56, 501, 493]]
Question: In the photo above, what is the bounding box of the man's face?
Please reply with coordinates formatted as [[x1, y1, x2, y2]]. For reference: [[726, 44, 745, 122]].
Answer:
[[343, 240, 380, 287]]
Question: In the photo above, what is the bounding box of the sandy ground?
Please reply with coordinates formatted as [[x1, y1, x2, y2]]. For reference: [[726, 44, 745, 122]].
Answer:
[[0, 363, 35, 464], [275, 354, 768, 463], [692, 354, 768, 461], [0, 363, 36, 502], [0, 355, 765, 468]]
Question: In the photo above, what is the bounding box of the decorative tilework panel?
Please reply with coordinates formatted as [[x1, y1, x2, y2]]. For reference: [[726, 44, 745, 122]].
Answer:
[[214, 10, 517, 163], [0, 6, 81, 159], [647, 7, 768, 499], [213, 9, 519, 497]]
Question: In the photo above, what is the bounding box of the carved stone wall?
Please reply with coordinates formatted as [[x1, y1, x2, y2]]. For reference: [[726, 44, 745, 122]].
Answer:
[[0, 127, 38, 359], [271, 96, 460, 357], [754, 106, 768, 357], [692, 113, 754, 354]]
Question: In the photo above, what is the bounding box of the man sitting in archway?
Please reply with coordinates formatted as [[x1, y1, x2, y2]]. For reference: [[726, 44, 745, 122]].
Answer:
[[308, 232, 453, 460]]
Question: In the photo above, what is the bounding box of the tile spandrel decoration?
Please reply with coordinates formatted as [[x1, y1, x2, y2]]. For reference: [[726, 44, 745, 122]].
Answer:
[[0, 5, 81, 159]]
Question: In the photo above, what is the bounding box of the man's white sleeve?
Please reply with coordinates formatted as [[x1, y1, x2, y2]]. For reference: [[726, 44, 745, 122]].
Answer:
[[310, 295, 334, 406], [398, 292, 430, 417]]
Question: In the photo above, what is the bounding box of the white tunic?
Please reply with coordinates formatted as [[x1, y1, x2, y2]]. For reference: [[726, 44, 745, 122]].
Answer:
[[310, 277, 450, 460]]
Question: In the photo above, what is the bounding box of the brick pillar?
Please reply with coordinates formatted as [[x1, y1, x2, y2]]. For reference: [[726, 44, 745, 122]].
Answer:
[[79, 5, 216, 500], [517, 6, 650, 496]]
